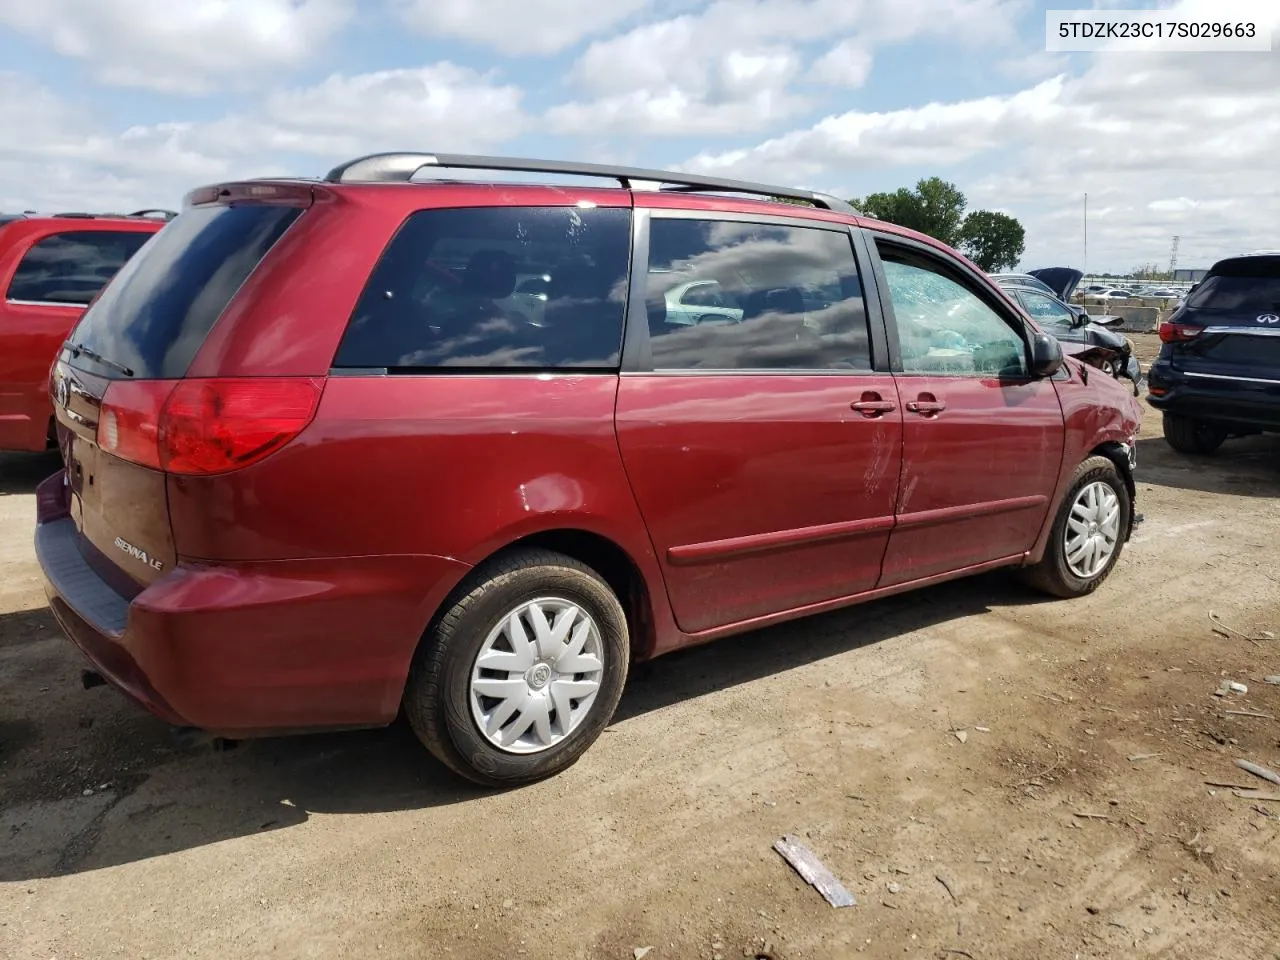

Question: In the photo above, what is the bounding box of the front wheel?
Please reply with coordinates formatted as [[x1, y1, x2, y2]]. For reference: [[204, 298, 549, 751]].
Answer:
[[1162, 413, 1227, 455], [1019, 456, 1131, 599], [403, 548, 629, 787]]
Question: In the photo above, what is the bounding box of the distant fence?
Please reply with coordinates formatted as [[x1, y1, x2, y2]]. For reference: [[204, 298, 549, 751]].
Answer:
[[1079, 277, 1195, 294]]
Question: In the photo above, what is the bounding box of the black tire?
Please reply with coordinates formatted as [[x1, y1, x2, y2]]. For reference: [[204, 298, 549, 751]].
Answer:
[[1019, 456, 1131, 599], [1162, 413, 1227, 455], [403, 548, 629, 787]]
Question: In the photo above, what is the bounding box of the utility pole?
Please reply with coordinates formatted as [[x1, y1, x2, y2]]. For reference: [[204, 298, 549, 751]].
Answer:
[[1169, 235, 1180, 278]]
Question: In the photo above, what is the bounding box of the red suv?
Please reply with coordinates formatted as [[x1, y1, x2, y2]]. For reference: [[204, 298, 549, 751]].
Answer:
[[0, 210, 171, 452], [36, 154, 1143, 785]]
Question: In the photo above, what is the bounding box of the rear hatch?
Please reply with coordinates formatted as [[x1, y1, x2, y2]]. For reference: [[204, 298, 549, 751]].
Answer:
[[51, 195, 307, 596], [1027, 267, 1083, 301], [1165, 256, 1280, 383]]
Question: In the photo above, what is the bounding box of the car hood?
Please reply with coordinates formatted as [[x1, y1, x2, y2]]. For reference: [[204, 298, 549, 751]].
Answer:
[[1028, 267, 1084, 300], [1085, 322, 1128, 349]]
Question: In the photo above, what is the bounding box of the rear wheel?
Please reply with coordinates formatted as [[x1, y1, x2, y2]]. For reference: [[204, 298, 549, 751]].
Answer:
[[403, 548, 629, 787], [1162, 413, 1227, 455], [1019, 456, 1130, 599]]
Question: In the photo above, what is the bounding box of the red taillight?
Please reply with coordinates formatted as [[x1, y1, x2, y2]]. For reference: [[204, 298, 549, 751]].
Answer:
[[97, 381, 175, 470], [162, 378, 323, 475], [1158, 321, 1203, 343], [99, 378, 323, 475]]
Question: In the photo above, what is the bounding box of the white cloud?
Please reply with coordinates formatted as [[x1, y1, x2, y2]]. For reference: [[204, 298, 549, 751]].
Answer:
[[1148, 198, 1198, 213], [213, 65, 529, 158], [550, 0, 1027, 136], [0, 64, 528, 211], [682, 76, 1071, 182], [679, 0, 1280, 269], [548, 32, 808, 135], [1, 0, 1275, 273], [0, 0, 352, 94], [810, 40, 873, 88], [394, 0, 653, 55]]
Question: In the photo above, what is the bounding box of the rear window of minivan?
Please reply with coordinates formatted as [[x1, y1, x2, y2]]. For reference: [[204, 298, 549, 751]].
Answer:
[[334, 206, 631, 370], [68, 203, 302, 379]]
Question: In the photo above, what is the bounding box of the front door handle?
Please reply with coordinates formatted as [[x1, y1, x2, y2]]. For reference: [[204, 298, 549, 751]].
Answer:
[[850, 393, 896, 417], [905, 393, 946, 417]]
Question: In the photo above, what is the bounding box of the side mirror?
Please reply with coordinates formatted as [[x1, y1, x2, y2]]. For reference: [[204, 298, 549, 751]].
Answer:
[[1030, 331, 1064, 378]]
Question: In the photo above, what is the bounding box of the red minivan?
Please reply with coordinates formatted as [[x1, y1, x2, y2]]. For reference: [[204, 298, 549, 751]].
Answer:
[[0, 211, 171, 452], [36, 154, 1143, 785]]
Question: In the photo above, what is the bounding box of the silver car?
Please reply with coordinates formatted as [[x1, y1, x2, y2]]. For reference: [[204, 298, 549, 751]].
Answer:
[[661, 279, 743, 326], [497, 273, 551, 326]]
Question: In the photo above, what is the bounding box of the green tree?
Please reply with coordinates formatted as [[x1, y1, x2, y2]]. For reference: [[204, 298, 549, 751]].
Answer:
[[1129, 263, 1170, 281], [852, 177, 1028, 273], [958, 210, 1026, 272], [853, 177, 968, 246]]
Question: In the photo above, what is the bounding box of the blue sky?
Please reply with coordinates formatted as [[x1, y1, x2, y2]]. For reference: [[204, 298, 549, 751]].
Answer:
[[0, 0, 1275, 271]]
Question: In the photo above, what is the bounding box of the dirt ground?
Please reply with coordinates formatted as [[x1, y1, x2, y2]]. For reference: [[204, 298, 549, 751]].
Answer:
[[3, 333, 1279, 960]]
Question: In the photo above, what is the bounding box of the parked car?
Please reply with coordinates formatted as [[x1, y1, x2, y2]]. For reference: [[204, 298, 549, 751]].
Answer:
[[994, 268, 1142, 392], [495, 273, 551, 327], [0, 210, 172, 452], [36, 153, 1143, 786], [988, 273, 1058, 297], [660, 277, 745, 326], [1147, 252, 1280, 453]]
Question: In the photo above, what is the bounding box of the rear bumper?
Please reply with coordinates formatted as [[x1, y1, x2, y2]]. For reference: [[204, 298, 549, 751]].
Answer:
[[35, 488, 472, 736], [1146, 361, 1280, 431]]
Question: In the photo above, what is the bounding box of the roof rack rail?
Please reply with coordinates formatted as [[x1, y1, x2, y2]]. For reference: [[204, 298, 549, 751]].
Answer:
[[128, 208, 179, 221], [323, 152, 858, 215]]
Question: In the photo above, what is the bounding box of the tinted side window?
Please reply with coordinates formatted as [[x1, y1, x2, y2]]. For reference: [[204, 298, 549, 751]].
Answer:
[[645, 219, 871, 371], [8, 230, 152, 306], [877, 243, 1027, 378], [335, 206, 632, 370]]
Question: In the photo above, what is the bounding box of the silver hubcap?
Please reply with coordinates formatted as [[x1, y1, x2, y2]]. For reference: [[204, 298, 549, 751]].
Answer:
[[469, 598, 605, 755], [1065, 481, 1121, 579]]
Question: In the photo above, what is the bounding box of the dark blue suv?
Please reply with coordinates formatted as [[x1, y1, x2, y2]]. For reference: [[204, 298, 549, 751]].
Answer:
[[1147, 253, 1280, 454]]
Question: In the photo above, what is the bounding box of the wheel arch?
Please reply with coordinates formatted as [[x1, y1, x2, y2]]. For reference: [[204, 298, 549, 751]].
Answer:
[[508, 529, 658, 663], [1026, 438, 1138, 566], [415, 527, 661, 670], [1090, 440, 1136, 517]]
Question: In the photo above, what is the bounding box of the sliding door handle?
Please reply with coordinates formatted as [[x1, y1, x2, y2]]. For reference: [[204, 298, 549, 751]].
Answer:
[[850, 399, 896, 416], [905, 397, 947, 416]]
